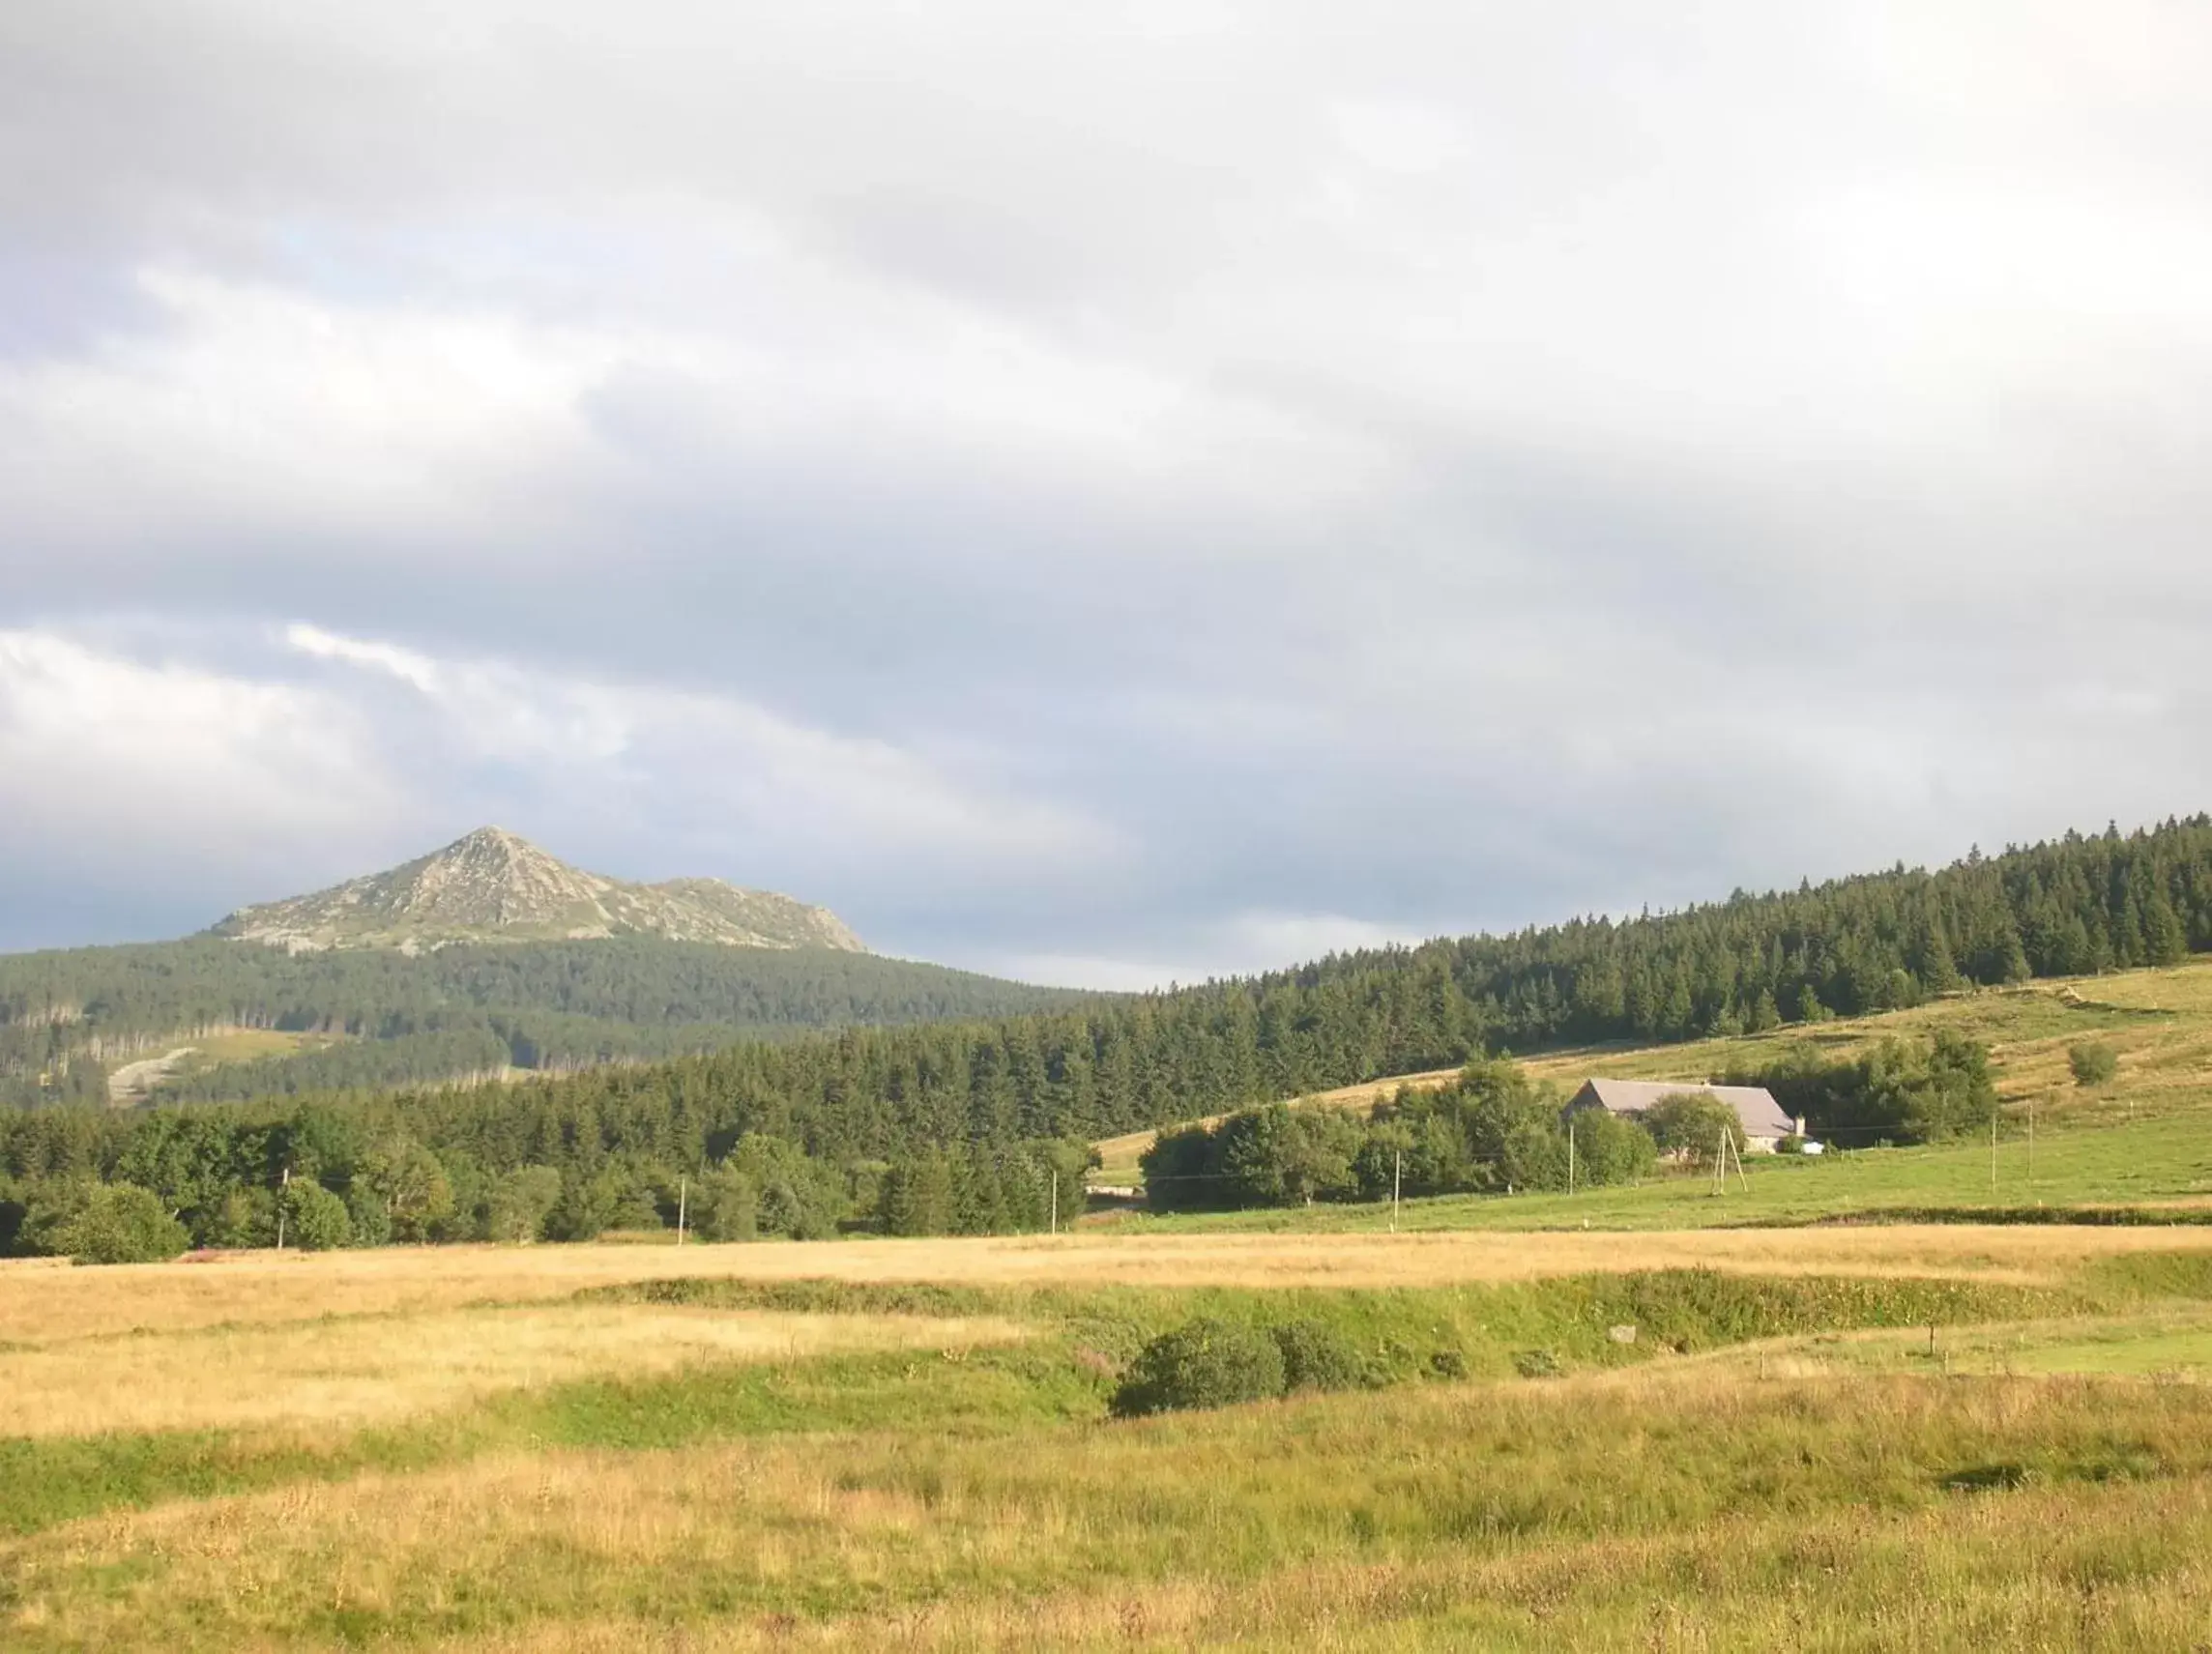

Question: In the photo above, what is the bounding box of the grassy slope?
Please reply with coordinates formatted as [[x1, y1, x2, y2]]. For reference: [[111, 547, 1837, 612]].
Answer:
[[7, 966, 2212, 1647], [1092, 960, 2212, 1230], [9, 1251, 2212, 1648]]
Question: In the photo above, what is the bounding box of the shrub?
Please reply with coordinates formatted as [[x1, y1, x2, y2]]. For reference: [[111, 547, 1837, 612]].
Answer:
[[1642, 1093, 1745, 1162], [1110, 1318, 1286, 1417], [482, 1166, 563, 1243], [203, 1187, 274, 1249], [1271, 1320, 1371, 1394], [54, 1183, 189, 1265], [1735, 1033, 1996, 1145], [344, 1183, 393, 1247], [692, 1165, 760, 1242], [2069, 1042, 2120, 1088], [281, 1180, 353, 1251], [1512, 1348, 1562, 1379], [1566, 1107, 1659, 1185]]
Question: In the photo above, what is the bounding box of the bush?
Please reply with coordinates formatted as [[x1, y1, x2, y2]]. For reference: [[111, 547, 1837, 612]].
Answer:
[[203, 1187, 274, 1250], [2070, 1042, 2120, 1088], [281, 1180, 353, 1251], [1565, 1107, 1659, 1185], [691, 1165, 760, 1242], [1270, 1320, 1371, 1394], [1735, 1033, 1996, 1145], [1110, 1318, 1287, 1417], [344, 1183, 393, 1247], [1641, 1093, 1745, 1162], [482, 1166, 563, 1243], [55, 1183, 189, 1265]]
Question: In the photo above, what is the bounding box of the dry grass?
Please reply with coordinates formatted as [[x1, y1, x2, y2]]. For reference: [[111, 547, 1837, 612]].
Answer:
[[0, 1304, 1024, 1439], [397, 1480, 2212, 1653], [15, 1359, 2212, 1651], [13, 1224, 2212, 1349]]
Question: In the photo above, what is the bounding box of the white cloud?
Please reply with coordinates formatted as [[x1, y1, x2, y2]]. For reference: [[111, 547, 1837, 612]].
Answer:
[[0, 268, 621, 553], [0, 629, 408, 897], [276, 623, 1114, 870], [0, 620, 1118, 948], [4, 1, 2212, 967]]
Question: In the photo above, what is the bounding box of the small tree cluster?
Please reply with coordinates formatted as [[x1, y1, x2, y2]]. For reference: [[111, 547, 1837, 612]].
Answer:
[[876, 1140, 1089, 1236], [1725, 1031, 1997, 1145], [1142, 1061, 1656, 1213]]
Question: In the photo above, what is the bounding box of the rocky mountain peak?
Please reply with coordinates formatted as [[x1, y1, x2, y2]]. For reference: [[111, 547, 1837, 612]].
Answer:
[[208, 830, 866, 954]]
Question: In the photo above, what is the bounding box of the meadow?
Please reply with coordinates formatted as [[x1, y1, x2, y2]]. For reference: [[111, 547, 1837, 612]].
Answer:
[[11, 962, 2212, 1648]]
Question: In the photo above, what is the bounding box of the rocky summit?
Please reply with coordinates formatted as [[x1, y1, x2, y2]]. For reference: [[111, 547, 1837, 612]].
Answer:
[[207, 827, 866, 954]]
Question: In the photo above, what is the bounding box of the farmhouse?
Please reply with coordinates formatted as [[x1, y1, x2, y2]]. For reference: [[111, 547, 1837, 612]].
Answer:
[[1567, 1078, 1803, 1153]]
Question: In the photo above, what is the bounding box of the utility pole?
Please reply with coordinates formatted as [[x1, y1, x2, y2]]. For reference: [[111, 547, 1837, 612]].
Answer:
[[677, 1175, 687, 1245], [1391, 1149, 1403, 1233], [2027, 1098, 2035, 1191], [276, 1166, 290, 1252], [1991, 1109, 1998, 1196], [1049, 1169, 1058, 1234], [1567, 1120, 1576, 1196]]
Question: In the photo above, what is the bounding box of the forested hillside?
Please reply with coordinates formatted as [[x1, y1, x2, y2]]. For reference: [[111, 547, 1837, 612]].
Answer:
[[0, 940, 1089, 1107], [5, 816, 2209, 1254]]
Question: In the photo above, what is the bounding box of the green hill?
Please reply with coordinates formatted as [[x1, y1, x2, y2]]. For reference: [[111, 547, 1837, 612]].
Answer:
[[0, 937, 1088, 1107], [6, 813, 2212, 1255], [0, 827, 1086, 1107]]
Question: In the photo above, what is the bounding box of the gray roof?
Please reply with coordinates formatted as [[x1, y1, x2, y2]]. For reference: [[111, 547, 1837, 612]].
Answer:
[[1571, 1079, 1797, 1138]]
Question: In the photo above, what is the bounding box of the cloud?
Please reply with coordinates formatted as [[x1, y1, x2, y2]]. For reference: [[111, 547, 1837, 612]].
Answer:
[[3, 1, 2212, 977], [0, 620, 1116, 952], [278, 623, 1112, 872], [0, 628, 412, 943]]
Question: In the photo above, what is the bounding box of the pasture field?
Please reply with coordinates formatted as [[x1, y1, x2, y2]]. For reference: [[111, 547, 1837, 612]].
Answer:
[[10, 1234, 2212, 1648], [1095, 962, 2212, 1185], [11, 961, 2212, 1647], [1095, 962, 2212, 1232]]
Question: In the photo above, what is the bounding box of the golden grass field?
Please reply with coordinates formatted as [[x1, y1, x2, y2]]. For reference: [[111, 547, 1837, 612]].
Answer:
[[15, 1221, 2212, 1350], [0, 1301, 1024, 1438], [15, 961, 2212, 1648], [13, 1310, 2212, 1651]]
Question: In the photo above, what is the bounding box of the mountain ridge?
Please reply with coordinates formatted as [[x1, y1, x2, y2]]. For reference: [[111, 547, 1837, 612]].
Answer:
[[206, 827, 866, 955]]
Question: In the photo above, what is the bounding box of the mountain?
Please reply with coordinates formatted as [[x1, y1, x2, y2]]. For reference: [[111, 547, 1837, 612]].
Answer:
[[208, 827, 866, 954], [0, 830, 1088, 1108]]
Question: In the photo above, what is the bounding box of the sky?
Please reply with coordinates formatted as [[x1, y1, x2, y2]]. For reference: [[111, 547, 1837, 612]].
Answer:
[[4, 2, 2211, 987]]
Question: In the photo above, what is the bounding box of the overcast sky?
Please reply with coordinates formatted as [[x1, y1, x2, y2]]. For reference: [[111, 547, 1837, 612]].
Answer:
[[3, 2, 2209, 985]]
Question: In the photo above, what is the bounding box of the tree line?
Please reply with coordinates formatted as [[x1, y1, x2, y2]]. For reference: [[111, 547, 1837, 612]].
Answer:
[[1142, 1031, 1999, 1213], [0, 815, 2199, 1254]]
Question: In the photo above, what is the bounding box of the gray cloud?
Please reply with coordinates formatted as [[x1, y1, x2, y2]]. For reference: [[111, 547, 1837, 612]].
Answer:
[[4, 1, 2212, 980]]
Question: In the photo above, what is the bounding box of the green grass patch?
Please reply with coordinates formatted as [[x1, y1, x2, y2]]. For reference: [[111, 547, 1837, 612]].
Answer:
[[0, 1269, 2071, 1539], [1115, 1106, 2212, 1234]]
